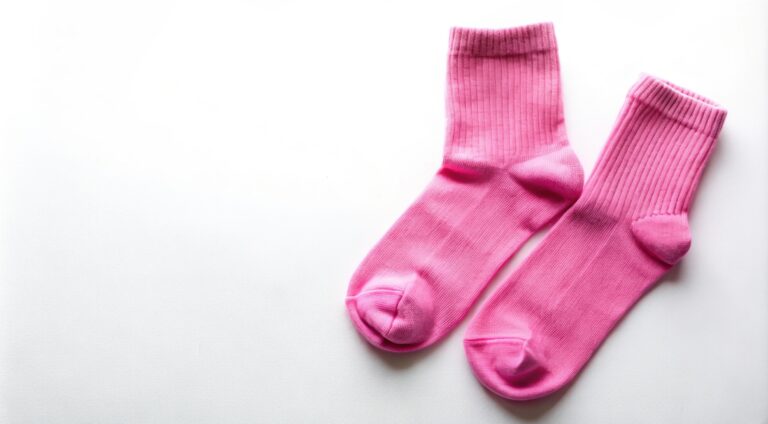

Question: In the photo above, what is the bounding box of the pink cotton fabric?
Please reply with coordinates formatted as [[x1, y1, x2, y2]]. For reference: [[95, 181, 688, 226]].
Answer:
[[345, 23, 584, 352], [464, 75, 727, 400], [343, 22, 727, 401]]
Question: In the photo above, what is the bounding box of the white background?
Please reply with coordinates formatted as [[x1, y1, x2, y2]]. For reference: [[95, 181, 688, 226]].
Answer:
[[0, 0, 766, 423]]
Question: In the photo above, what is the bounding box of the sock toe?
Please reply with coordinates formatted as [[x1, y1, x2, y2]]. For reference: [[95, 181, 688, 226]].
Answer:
[[464, 337, 549, 400], [351, 286, 434, 346]]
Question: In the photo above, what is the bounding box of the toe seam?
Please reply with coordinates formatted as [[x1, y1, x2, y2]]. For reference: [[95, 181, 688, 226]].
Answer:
[[345, 288, 405, 300], [385, 288, 407, 336], [464, 336, 528, 345]]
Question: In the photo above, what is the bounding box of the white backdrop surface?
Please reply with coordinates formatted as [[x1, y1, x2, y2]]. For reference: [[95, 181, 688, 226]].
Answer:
[[0, 0, 766, 423]]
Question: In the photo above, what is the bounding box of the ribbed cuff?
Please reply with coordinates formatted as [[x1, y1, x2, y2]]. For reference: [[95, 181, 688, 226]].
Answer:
[[449, 22, 557, 56], [629, 74, 727, 138]]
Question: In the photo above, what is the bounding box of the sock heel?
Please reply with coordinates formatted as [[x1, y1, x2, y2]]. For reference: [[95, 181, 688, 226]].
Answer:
[[508, 146, 583, 201], [630, 213, 691, 265]]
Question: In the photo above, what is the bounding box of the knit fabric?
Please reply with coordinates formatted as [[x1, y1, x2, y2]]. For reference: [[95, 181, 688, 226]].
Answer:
[[464, 75, 727, 400], [345, 23, 583, 352]]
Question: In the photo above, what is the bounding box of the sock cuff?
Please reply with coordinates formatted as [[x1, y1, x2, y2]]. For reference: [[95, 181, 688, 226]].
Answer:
[[449, 23, 557, 56], [629, 74, 727, 138], [584, 76, 727, 216]]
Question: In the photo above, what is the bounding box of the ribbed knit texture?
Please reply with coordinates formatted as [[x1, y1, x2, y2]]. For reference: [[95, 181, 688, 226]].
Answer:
[[582, 75, 726, 217], [345, 23, 583, 352], [464, 74, 727, 400], [446, 24, 565, 162]]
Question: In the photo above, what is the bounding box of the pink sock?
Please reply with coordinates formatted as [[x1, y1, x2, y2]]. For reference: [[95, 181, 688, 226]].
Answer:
[[464, 75, 727, 399], [345, 23, 583, 352]]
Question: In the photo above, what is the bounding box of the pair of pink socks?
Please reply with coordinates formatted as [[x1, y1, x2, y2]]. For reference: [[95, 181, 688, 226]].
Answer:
[[345, 23, 727, 400]]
